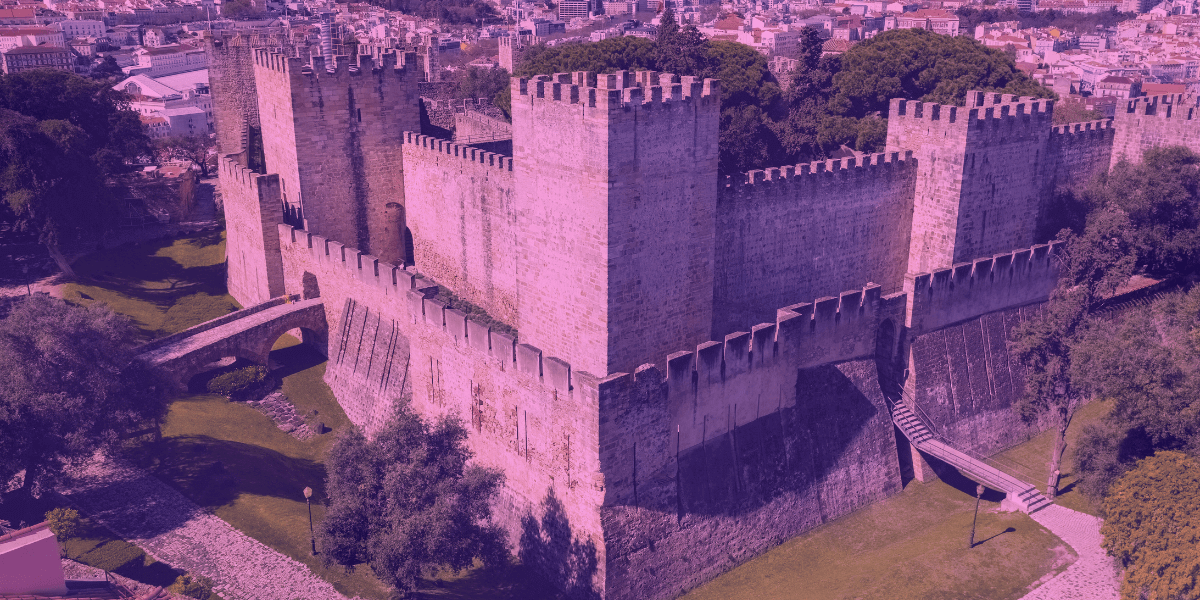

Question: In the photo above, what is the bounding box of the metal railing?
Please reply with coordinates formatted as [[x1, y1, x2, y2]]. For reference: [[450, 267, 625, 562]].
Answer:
[[884, 383, 1040, 495]]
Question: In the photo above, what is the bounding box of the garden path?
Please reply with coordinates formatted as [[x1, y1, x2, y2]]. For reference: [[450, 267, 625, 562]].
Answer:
[[59, 455, 352, 600], [1019, 504, 1121, 600]]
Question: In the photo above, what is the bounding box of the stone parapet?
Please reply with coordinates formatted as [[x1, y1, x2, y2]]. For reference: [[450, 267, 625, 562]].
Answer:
[[722, 150, 914, 191], [401, 132, 513, 171]]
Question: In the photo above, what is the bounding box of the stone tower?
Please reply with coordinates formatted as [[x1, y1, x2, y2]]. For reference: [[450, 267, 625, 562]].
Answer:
[[252, 49, 422, 267], [511, 71, 721, 376], [887, 92, 1054, 280]]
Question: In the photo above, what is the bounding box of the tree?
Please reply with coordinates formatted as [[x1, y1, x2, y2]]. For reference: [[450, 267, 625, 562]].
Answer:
[[91, 55, 122, 80], [0, 109, 116, 277], [317, 400, 506, 597], [0, 295, 168, 508], [828, 29, 1051, 119], [1011, 208, 1136, 499], [155, 134, 215, 177], [0, 69, 150, 174], [454, 66, 509, 103], [1101, 451, 1200, 600], [1052, 101, 1103, 125], [1090, 146, 1200, 275]]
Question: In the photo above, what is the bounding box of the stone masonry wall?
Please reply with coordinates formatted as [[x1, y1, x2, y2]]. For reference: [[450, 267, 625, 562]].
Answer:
[[219, 155, 284, 306], [254, 51, 422, 266], [1111, 94, 1200, 167], [596, 285, 908, 600], [275, 224, 608, 596], [512, 71, 721, 377], [1042, 120, 1115, 196], [400, 133, 518, 326], [205, 34, 263, 157], [713, 151, 916, 337], [889, 93, 1054, 278]]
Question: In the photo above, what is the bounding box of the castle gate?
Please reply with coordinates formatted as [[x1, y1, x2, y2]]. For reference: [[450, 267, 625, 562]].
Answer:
[[137, 296, 328, 386]]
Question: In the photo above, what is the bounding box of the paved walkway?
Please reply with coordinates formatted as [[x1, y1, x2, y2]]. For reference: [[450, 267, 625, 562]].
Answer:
[[1020, 504, 1121, 600], [59, 456, 351, 600]]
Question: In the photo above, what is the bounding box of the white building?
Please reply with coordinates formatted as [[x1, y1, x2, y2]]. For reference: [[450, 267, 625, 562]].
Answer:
[[56, 19, 104, 38], [124, 44, 207, 77], [0, 26, 64, 51], [115, 69, 213, 137]]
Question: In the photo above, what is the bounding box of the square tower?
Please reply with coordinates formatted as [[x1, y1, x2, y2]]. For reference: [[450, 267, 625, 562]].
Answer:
[[253, 50, 421, 266], [887, 91, 1055, 279], [511, 71, 721, 376]]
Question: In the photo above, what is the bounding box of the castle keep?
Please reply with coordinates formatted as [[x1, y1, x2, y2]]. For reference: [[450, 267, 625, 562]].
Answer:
[[208, 33, 1185, 599]]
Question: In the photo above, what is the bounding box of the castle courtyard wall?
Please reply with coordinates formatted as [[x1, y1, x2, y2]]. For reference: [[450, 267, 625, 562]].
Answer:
[[1111, 94, 1200, 167], [712, 152, 916, 337], [400, 134, 519, 326], [1042, 120, 1115, 196]]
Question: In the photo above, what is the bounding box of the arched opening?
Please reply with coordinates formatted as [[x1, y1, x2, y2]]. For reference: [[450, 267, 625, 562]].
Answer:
[[267, 327, 327, 380]]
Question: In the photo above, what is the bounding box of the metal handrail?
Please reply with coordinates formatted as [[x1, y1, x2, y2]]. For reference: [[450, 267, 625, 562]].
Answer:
[[886, 385, 1039, 493]]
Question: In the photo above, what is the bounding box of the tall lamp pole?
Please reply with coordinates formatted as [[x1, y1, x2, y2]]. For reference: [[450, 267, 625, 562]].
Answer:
[[303, 486, 316, 556], [969, 483, 984, 548]]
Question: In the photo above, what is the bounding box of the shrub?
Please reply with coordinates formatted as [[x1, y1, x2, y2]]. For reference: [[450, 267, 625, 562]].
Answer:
[[206, 365, 274, 401], [168, 573, 215, 600], [45, 507, 81, 540]]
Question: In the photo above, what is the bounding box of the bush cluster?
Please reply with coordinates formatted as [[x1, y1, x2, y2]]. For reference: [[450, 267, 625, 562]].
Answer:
[[168, 573, 216, 600], [45, 507, 81, 540], [206, 365, 274, 401]]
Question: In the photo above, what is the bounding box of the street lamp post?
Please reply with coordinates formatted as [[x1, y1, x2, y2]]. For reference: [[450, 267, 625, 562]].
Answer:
[[303, 486, 316, 556], [969, 483, 984, 548]]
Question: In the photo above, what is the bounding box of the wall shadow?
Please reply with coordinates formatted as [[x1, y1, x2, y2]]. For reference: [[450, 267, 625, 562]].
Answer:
[[518, 488, 600, 600], [134, 435, 326, 518], [674, 362, 882, 516]]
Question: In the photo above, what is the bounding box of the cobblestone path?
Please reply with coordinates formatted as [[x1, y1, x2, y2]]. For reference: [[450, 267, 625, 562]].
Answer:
[[59, 456, 351, 600], [1021, 504, 1121, 600]]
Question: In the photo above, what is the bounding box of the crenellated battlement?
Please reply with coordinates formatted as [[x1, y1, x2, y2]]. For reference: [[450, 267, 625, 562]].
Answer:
[[402, 132, 513, 170], [909, 241, 1061, 334], [1121, 93, 1200, 118], [889, 93, 1053, 129], [252, 47, 420, 79], [512, 69, 720, 114], [722, 150, 915, 191], [218, 152, 276, 191], [1051, 119, 1114, 136], [277, 223, 576, 395]]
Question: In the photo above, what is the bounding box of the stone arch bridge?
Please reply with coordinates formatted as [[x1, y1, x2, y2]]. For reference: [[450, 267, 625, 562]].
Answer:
[[138, 296, 327, 386]]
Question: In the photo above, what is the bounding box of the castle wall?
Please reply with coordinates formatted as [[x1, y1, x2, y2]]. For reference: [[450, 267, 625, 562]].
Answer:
[[596, 285, 907, 600], [889, 94, 1054, 277], [219, 155, 285, 306], [1111, 94, 1200, 167], [907, 242, 1059, 335], [275, 224, 608, 594], [400, 133, 519, 326], [205, 34, 264, 157], [713, 152, 916, 337], [512, 72, 721, 377], [254, 51, 421, 266], [904, 242, 1059, 457], [908, 304, 1045, 457], [1043, 120, 1115, 195]]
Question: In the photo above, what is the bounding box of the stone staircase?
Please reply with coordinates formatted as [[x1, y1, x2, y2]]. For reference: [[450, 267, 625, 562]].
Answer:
[[890, 400, 1051, 514]]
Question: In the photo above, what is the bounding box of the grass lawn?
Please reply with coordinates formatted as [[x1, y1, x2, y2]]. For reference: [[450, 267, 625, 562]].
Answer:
[[682, 479, 1074, 600], [61, 230, 239, 339], [987, 399, 1114, 516]]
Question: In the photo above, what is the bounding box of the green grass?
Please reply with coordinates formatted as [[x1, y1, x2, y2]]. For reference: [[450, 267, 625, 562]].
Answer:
[[134, 334, 559, 600], [0, 496, 203, 595], [61, 230, 239, 339], [988, 399, 1114, 516], [682, 479, 1074, 600]]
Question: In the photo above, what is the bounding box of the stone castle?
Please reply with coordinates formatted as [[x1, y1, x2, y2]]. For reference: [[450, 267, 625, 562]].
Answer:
[[205, 32, 1200, 600]]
